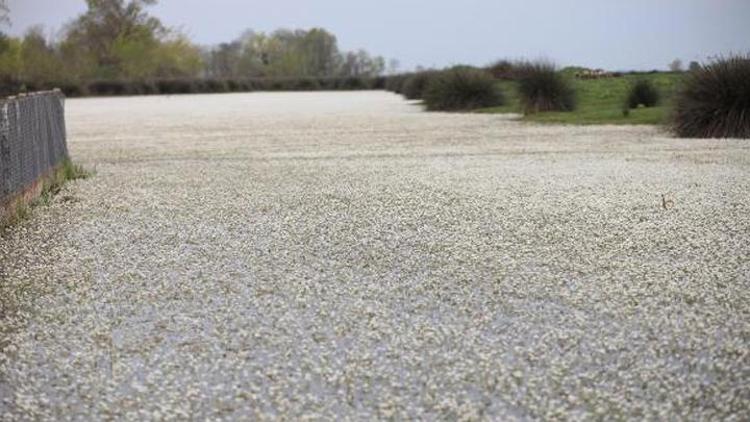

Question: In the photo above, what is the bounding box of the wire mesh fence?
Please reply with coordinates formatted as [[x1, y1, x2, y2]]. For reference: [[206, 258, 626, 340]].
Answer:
[[0, 90, 68, 206]]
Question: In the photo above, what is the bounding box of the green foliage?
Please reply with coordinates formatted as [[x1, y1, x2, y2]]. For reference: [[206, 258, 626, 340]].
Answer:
[[423, 68, 504, 111], [671, 55, 750, 138], [20, 27, 61, 86], [205, 29, 384, 81], [0, 33, 21, 81], [626, 79, 660, 109], [516, 61, 576, 114], [401, 71, 436, 100], [0, 0, 385, 95]]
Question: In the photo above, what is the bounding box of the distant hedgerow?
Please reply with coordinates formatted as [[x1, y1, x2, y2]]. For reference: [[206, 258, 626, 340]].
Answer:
[[516, 61, 576, 114], [422, 68, 504, 111], [671, 55, 750, 138], [384, 75, 407, 94], [0, 76, 386, 98], [626, 79, 660, 109]]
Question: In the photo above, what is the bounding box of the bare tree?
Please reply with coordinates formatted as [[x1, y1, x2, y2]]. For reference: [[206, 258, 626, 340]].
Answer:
[[387, 59, 400, 75], [0, 0, 10, 27], [668, 58, 683, 72]]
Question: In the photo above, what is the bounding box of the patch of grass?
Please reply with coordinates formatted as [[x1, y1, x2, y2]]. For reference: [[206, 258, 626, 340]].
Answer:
[[1, 159, 91, 231], [671, 55, 750, 138], [41, 160, 91, 203], [423, 68, 505, 111], [477, 72, 684, 125]]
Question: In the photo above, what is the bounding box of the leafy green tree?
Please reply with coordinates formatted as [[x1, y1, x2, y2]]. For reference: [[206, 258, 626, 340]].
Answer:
[[110, 25, 159, 79], [300, 28, 340, 77], [2, 0, 386, 88], [0, 33, 21, 81], [154, 34, 202, 78], [20, 27, 61, 85], [204, 27, 383, 79], [64, 0, 166, 79]]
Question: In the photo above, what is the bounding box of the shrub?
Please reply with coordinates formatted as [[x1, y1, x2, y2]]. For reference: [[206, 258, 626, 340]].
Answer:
[[203, 79, 229, 93], [57, 82, 88, 97], [371, 76, 386, 90], [422, 68, 504, 111], [671, 55, 750, 138], [156, 79, 195, 94], [225, 80, 241, 92], [131, 81, 158, 95], [87, 80, 129, 96], [292, 78, 322, 91], [487, 60, 516, 80], [402, 71, 437, 100], [336, 77, 369, 90], [626, 79, 660, 109], [516, 61, 576, 114], [385, 75, 407, 93], [4, 76, 385, 97]]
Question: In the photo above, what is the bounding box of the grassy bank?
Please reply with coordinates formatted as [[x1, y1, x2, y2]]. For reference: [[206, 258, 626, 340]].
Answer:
[[477, 72, 684, 125], [0, 159, 90, 231]]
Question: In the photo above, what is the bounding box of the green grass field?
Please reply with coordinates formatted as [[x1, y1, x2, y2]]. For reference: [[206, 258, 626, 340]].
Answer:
[[477, 72, 684, 125]]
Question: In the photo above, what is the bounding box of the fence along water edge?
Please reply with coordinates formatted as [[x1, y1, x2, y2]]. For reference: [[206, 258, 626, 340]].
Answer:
[[0, 90, 69, 221]]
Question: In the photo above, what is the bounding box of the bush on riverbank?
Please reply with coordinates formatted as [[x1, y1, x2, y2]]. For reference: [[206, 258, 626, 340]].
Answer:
[[671, 55, 750, 138], [402, 71, 438, 100], [516, 61, 576, 114], [626, 79, 660, 109], [423, 68, 504, 111], [384, 75, 408, 94], [486, 60, 518, 80]]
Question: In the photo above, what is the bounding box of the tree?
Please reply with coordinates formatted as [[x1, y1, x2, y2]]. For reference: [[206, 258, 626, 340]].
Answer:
[[339, 49, 385, 77], [64, 0, 165, 78], [387, 59, 400, 75], [207, 41, 242, 78], [154, 34, 202, 78], [0, 32, 21, 81], [205, 27, 348, 79], [0, 0, 9, 27], [299, 28, 340, 77], [20, 27, 61, 85], [668, 58, 683, 72]]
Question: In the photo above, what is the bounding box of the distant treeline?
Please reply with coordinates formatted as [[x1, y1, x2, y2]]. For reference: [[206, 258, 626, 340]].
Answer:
[[0, 0, 389, 96]]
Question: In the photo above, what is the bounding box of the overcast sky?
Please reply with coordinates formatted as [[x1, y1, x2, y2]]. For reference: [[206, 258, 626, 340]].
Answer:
[[5, 0, 750, 71]]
